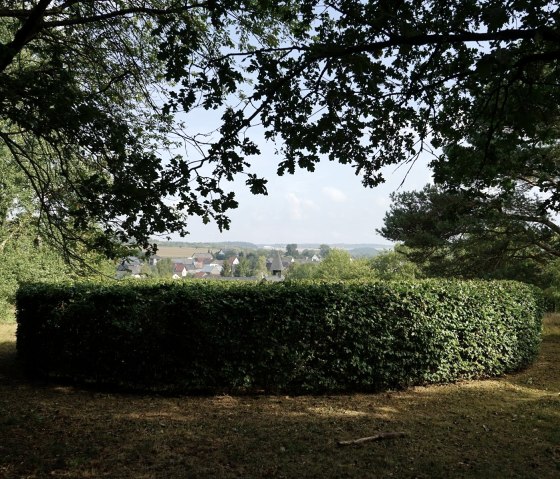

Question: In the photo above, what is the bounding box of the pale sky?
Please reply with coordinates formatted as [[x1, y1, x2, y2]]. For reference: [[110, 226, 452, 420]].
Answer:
[[173, 141, 434, 245], [164, 96, 435, 246], [158, 23, 438, 246]]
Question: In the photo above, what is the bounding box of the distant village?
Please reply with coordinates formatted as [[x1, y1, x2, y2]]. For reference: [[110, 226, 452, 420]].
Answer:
[[116, 247, 323, 281]]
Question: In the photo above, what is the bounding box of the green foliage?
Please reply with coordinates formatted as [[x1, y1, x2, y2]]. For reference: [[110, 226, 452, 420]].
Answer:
[[229, 252, 269, 277], [251, 255, 268, 277], [220, 261, 232, 277], [155, 258, 173, 277], [0, 2, 307, 255], [431, 74, 560, 215], [16, 279, 543, 393], [300, 248, 316, 259], [234, 257, 252, 277], [319, 244, 331, 258], [379, 185, 559, 287], [541, 259, 560, 311], [0, 235, 114, 323], [221, 249, 238, 260], [286, 244, 299, 258], [0, 242, 65, 323], [286, 249, 373, 281], [315, 249, 372, 280], [285, 262, 319, 280], [2, 3, 560, 256], [0, 144, 114, 322], [368, 248, 422, 281]]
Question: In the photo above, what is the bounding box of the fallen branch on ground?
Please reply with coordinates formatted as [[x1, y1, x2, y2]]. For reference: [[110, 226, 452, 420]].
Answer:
[[337, 432, 407, 446]]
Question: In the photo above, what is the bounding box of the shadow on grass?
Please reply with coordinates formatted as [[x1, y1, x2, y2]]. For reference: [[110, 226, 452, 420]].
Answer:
[[0, 319, 559, 479], [0, 337, 23, 384]]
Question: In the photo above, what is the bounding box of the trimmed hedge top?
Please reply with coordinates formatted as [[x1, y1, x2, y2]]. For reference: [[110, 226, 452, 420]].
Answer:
[[16, 279, 543, 393]]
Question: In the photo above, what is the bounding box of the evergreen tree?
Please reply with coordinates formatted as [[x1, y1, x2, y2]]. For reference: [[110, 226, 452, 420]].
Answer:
[[221, 261, 232, 277]]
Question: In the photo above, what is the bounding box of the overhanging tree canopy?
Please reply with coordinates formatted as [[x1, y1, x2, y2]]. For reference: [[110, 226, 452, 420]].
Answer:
[[379, 184, 560, 284], [1, 1, 559, 257]]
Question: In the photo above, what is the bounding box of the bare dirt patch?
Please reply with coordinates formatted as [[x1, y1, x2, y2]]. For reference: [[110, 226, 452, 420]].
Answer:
[[1, 316, 559, 478]]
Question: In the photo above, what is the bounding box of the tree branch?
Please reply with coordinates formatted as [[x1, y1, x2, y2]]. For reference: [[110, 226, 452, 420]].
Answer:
[[509, 214, 560, 237], [337, 432, 407, 446], [308, 28, 560, 60], [42, 3, 210, 28], [0, 0, 52, 74], [218, 27, 560, 67], [534, 240, 560, 258]]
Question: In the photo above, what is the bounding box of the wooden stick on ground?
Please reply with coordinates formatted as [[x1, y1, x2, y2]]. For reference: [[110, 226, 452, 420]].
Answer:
[[337, 431, 407, 446]]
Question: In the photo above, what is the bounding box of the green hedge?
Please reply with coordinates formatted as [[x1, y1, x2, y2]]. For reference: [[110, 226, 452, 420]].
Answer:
[[16, 279, 544, 393]]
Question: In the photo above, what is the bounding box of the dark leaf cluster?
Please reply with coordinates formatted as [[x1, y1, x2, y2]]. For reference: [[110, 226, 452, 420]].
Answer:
[[1, 1, 560, 257], [380, 184, 560, 287]]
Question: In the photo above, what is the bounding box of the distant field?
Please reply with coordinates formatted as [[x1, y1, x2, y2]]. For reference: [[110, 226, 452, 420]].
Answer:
[[155, 246, 216, 258]]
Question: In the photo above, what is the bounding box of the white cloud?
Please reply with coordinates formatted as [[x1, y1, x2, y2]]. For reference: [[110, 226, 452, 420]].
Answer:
[[322, 186, 348, 203], [286, 192, 316, 220]]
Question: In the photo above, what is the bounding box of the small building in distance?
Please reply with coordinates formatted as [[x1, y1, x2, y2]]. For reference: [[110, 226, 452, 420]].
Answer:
[[271, 250, 284, 277]]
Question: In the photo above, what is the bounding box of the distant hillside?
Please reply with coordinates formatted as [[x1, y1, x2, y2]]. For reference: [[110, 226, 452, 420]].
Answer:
[[257, 243, 393, 252], [348, 247, 388, 258], [153, 241, 392, 257], [154, 241, 259, 250], [331, 243, 393, 250]]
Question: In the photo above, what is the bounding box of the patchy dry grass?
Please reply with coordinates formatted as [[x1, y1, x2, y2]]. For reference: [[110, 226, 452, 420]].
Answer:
[[0, 315, 559, 478]]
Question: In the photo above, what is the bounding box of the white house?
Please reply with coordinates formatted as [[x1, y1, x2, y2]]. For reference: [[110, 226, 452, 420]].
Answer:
[[172, 263, 188, 279]]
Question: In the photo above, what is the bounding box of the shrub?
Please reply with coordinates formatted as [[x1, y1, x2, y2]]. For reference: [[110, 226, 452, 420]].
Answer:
[[16, 279, 543, 393]]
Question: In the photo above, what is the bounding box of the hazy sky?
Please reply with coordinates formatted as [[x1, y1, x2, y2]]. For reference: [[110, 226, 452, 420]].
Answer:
[[163, 91, 434, 245], [173, 138, 434, 245]]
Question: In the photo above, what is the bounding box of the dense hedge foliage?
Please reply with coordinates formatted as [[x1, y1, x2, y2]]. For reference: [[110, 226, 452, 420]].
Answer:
[[16, 279, 543, 393]]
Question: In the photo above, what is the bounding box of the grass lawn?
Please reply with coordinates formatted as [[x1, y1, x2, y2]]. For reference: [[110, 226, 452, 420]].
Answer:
[[0, 315, 559, 478]]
